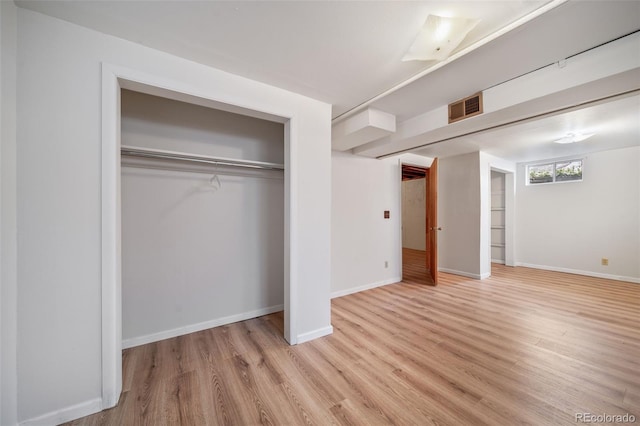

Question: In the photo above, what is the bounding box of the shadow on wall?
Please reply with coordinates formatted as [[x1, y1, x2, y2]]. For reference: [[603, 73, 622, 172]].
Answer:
[[121, 89, 285, 164]]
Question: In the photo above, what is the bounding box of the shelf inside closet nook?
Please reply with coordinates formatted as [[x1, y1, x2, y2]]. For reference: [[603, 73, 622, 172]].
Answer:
[[491, 171, 506, 264]]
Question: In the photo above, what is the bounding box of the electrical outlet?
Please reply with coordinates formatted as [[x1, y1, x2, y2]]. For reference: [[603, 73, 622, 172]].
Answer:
[[601, 258, 609, 266], [385, 261, 389, 268]]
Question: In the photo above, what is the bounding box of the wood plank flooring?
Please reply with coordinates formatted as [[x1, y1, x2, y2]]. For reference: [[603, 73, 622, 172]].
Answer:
[[402, 248, 434, 285], [67, 261, 640, 425]]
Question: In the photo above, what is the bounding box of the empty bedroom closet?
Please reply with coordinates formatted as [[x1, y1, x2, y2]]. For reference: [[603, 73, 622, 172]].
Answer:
[[120, 89, 285, 348]]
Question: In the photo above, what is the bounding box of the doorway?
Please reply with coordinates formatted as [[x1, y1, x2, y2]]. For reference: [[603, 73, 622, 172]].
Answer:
[[490, 170, 506, 264], [488, 167, 515, 268], [401, 161, 438, 285]]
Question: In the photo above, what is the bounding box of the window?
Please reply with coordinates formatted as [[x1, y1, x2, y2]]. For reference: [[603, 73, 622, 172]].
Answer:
[[527, 159, 582, 185], [555, 160, 583, 182]]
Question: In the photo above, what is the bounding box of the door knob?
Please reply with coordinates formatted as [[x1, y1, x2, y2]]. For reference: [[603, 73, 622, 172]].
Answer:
[[431, 227, 442, 231]]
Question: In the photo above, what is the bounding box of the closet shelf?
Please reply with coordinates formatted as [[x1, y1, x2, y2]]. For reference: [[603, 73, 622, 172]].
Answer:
[[491, 226, 506, 229], [491, 207, 505, 211], [491, 243, 506, 248]]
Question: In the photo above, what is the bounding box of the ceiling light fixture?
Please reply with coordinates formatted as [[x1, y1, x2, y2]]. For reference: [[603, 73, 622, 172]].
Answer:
[[402, 14, 480, 62], [553, 132, 596, 144]]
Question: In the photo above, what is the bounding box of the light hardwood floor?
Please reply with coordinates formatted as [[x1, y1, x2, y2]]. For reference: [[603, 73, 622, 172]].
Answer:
[[67, 255, 640, 425], [402, 248, 435, 286]]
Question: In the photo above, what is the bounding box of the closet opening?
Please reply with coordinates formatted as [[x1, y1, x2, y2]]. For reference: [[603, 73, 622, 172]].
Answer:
[[490, 170, 506, 264], [101, 66, 298, 409], [489, 168, 515, 269], [120, 90, 285, 349]]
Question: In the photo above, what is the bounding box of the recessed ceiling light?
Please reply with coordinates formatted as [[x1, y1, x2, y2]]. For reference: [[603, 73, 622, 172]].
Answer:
[[572, 133, 596, 142], [402, 15, 480, 62], [553, 132, 595, 144]]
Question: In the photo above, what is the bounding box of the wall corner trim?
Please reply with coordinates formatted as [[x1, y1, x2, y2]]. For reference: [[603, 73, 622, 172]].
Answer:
[[438, 268, 484, 280], [19, 398, 103, 426], [331, 277, 401, 299], [122, 305, 285, 349], [515, 263, 640, 284], [296, 326, 334, 344]]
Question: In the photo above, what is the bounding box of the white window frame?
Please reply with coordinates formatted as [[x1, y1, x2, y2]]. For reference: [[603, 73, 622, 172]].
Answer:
[[526, 158, 583, 185]]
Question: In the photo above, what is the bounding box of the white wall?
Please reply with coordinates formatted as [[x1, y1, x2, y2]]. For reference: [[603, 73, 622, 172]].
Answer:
[[331, 152, 436, 297], [331, 151, 402, 297], [438, 151, 515, 279], [516, 146, 640, 282], [16, 8, 330, 424], [401, 178, 426, 250], [1, 2, 18, 425], [121, 89, 285, 163], [121, 91, 284, 347], [438, 152, 482, 278]]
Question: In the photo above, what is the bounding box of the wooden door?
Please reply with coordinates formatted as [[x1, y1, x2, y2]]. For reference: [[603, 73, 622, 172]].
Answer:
[[426, 158, 439, 285]]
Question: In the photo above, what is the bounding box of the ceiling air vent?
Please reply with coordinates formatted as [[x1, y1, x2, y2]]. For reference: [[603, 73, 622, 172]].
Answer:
[[448, 92, 483, 124]]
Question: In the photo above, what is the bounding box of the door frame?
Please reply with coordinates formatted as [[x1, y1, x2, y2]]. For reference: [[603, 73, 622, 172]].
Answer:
[[101, 63, 298, 409], [426, 158, 439, 285], [398, 157, 436, 282]]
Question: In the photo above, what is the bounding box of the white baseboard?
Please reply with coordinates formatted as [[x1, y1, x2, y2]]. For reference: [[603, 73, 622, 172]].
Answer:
[[515, 263, 640, 284], [331, 277, 401, 299], [20, 398, 102, 426], [296, 325, 334, 344], [122, 304, 284, 349], [491, 259, 506, 265], [438, 267, 484, 280]]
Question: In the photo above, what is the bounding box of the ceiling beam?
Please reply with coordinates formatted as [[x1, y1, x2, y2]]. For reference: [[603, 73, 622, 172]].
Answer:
[[332, 0, 569, 124], [353, 32, 640, 158], [332, 108, 396, 151]]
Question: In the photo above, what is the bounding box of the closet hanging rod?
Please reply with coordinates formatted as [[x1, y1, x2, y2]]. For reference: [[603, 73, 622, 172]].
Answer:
[[120, 145, 285, 171]]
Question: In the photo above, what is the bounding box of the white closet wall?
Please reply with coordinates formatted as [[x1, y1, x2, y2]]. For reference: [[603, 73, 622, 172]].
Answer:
[[121, 90, 284, 163], [121, 90, 285, 347]]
